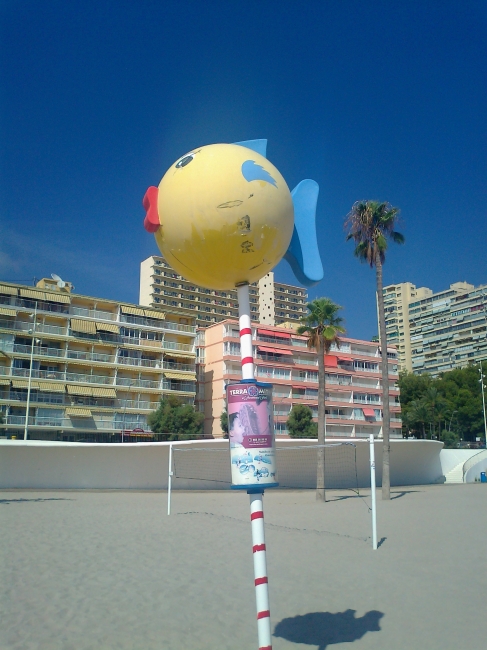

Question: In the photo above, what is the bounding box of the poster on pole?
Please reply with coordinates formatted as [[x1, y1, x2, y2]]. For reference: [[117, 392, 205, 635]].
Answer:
[[226, 381, 278, 488]]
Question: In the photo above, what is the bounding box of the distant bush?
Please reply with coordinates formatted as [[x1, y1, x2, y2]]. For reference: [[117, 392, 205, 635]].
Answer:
[[287, 404, 318, 438]]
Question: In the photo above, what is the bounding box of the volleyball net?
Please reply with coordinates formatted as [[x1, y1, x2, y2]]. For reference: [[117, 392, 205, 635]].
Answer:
[[170, 442, 359, 492], [169, 438, 378, 550]]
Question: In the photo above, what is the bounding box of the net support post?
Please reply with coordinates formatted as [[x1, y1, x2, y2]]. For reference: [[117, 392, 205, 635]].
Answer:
[[167, 443, 173, 516], [248, 489, 272, 650], [369, 434, 378, 550]]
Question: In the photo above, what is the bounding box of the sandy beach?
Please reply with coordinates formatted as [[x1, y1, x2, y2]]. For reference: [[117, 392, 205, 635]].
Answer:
[[1, 485, 486, 650]]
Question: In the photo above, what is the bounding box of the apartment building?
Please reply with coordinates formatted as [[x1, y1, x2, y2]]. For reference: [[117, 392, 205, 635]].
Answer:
[[139, 256, 308, 328], [380, 281, 487, 376], [196, 320, 401, 439], [0, 278, 196, 442], [380, 282, 432, 371], [257, 271, 308, 326]]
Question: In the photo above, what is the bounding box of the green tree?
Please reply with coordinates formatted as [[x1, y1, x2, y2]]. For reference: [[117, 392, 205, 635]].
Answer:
[[148, 395, 204, 440], [297, 298, 345, 502], [345, 200, 404, 500], [439, 428, 460, 449], [407, 398, 431, 439], [398, 371, 432, 408], [422, 386, 447, 439], [220, 408, 229, 438], [287, 404, 318, 438], [437, 363, 486, 442], [399, 364, 487, 443]]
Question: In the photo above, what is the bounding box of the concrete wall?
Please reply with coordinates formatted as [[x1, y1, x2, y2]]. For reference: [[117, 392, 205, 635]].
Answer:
[[438, 449, 480, 476], [0, 438, 444, 490]]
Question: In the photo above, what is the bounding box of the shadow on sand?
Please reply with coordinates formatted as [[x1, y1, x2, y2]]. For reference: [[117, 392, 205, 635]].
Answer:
[[390, 490, 422, 500], [273, 609, 384, 650], [0, 498, 73, 505]]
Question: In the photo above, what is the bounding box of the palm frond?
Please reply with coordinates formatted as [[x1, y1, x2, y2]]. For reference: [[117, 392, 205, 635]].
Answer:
[[297, 297, 346, 354], [344, 199, 403, 268]]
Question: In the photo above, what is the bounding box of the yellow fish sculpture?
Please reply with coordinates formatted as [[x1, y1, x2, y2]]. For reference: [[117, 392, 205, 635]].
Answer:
[[143, 139, 323, 290]]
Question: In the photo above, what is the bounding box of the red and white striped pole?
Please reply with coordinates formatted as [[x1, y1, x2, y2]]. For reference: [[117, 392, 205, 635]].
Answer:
[[236, 282, 273, 650], [250, 491, 272, 650], [237, 282, 255, 380]]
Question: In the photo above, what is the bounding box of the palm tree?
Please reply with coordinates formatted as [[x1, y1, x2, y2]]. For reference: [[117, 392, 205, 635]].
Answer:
[[408, 398, 430, 439], [345, 200, 404, 500], [423, 386, 447, 440], [297, 298, 345, 502]]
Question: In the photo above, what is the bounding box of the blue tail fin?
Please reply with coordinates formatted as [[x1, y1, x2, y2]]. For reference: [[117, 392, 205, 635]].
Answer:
[[233, 139, 268, 158], [284, 179, 323, 287]]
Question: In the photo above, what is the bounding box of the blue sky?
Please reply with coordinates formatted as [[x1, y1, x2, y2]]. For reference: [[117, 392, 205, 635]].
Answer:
[[1, 1, 486, 339]]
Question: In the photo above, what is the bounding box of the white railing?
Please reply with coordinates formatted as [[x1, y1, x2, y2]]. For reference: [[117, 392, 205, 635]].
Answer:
[[66, 372, 114, 385], [70, 307, 116, 321], [12, 344, 64, 358], [463, 450, 487, 480], [163, 321, 196, 334], [163, 361, 195, 372], [116, 377, 159, 389], [293, 357, 318, 366], [0, 319, 67, 336], [291, 375, 319, 383], [11, 368, 66, 381], [117, 356, 161, 368], [5, 415, 121, 429], [163, 341, 194, 352]]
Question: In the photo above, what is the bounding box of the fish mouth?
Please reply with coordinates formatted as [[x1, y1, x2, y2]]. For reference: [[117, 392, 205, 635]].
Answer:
[[143, 186, 160, 233]]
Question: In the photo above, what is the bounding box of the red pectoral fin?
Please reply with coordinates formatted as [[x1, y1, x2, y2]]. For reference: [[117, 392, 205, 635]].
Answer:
[[143, 186, 161, 233]]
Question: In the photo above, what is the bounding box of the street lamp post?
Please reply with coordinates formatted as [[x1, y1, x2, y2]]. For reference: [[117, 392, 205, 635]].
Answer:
[[448, 410, 458, 433], [479, 364, 487, 447], [24, 304, 39, 441]]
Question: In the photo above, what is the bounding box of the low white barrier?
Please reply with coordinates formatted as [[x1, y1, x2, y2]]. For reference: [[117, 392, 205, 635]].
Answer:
[[0, 438, 444, 490]]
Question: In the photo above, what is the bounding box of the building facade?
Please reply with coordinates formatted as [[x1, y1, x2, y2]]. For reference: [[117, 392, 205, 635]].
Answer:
[[0, 278, 196, 441], [257, 271, 308, 326], [139, 256, 308, 328], [197, 320, 401, 439], [380, 281, 487, 376], [380, 282, 432, 371]]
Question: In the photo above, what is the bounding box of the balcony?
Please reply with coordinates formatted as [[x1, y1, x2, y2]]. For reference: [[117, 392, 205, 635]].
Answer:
[[162, 380, 196, 393], [66, 372, 114, 385], [67, 349, 114, 363], [293, 357, 318, 366], [4, 414, 127, 430], [162, 321, 196, 334], [4, 392, 157, 411], [9, 343, 65, 358], [117, 356, 161, 368], [163, 361, 195, 372], [11, 368, 66, 381], [256, 352, 294, 364], [291, 393, 318, 401], [291, 375, 318, 383], [0, 318, 67, 336], [13, 297, 70, 316], [162, 341, 194, 353], [116, 377, 160, 389], [71, 306, 116, 321]]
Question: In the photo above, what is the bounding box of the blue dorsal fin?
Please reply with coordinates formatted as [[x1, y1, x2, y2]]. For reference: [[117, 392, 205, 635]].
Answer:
[[233, 139, 268, 158], [284, 179, 323, 287]]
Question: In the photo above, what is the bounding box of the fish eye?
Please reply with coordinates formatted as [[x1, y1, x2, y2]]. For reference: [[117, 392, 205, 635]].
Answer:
[[175, 154, 194, 168]]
